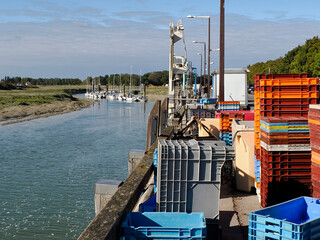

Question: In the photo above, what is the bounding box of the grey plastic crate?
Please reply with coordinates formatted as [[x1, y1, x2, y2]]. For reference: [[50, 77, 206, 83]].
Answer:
[[156, 139, 234, 221], [186, 103, 204, 110], [186, 109, 215, 122]]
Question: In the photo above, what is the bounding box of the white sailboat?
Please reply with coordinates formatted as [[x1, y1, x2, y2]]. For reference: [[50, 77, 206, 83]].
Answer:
[[85, 78, 90, 97], [126, 93, 134, 102], [126, 65, 135, 102], [117, 73, 125, 101], [108, 75, 117, 100]]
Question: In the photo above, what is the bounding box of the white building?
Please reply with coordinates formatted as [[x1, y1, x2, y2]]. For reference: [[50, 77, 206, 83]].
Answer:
[[212, 68, 249, 106]]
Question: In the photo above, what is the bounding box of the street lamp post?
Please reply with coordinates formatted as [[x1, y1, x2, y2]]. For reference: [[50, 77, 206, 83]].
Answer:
[[220, 0, 225, 101], [209, 48, 220, 98], [197, 53, 203, 89], [187, 15, 211, 96], [193, 41, 206, 95]]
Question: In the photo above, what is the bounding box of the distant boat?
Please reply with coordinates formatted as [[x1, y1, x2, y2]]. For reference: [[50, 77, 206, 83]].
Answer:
[[126, 66, 135, 102], [117, 74, 124, 101], [85, 78, 92, 98], [98, 91, 106, 99], [126, 93, 134, 102], [84, 77, 106, 100], [117, 94, 125, 101], [137, 94, 147, 102], [108, 94, 117, 100]]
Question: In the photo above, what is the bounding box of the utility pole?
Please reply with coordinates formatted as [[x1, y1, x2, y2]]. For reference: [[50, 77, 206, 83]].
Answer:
[[207, 17, 211, 97], [197, 53, 203, 88], [219, 0, 225, 101]]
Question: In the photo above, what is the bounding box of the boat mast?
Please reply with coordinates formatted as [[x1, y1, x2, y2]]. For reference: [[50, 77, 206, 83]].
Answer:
[[120, 73, 122, 93], [86, 77, 89, 93], [130, 65, 132, 94], [139, 69, 142, 92], [92, 77, 94, 93]]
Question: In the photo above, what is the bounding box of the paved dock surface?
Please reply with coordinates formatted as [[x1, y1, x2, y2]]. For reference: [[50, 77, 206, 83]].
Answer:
[[219, 183, 261, 240]]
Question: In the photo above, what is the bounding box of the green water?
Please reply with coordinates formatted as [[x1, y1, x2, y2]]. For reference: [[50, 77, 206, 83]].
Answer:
[[0, 98, 153, 239]]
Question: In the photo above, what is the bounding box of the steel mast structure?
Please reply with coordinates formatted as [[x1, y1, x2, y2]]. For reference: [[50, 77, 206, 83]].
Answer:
[[168, 20, 188, 122]]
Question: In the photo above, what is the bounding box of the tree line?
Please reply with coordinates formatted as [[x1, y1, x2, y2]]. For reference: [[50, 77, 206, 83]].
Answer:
[[84, 71, 171, 86], [2, 71, 172, 86], [247, 36, 320, 83], [2, 77, 82, 85]]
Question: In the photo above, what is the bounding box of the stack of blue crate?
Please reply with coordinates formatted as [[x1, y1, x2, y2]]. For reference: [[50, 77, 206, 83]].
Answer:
[[153, 148, 158, 193], [218, 101, 240, 111]]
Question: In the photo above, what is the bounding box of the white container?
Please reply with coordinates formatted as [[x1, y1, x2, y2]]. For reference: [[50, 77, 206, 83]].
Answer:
[[213, 68, 249, 106]]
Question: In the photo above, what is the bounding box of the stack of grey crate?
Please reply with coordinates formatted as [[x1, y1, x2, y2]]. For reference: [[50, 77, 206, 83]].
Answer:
[[156, 139, 234, 223], [186, 103, 216, 122]]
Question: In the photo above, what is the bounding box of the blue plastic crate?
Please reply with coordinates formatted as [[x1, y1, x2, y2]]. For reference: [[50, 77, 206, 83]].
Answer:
[[260, 120, 309, 127], [219, 108, 240, 111], [121, 212, 207, 239], [219, 133, 232, 139], [219, 132, 232, 137], [255, 176, 260, 183], [219, 133, 233, 146], [139, 194, 156, 213], [254, 156, 260, 181], [218, 103, 240, 111], [153, 148, 158, 168], [249, 196, 320, 240], [260, 126, 309, 133], [219, 136, 232, 140], [199, 98, 217, 104]]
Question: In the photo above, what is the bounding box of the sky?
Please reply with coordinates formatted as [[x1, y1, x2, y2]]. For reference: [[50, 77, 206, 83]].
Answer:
[[0, 0, 320, 79]]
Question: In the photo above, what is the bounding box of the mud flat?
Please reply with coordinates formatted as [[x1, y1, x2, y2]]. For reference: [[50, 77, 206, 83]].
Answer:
[[0, 97, 93, 125]]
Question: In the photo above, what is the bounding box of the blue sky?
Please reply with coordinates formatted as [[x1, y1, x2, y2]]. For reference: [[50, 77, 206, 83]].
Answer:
[[0, 0, 319, 79]]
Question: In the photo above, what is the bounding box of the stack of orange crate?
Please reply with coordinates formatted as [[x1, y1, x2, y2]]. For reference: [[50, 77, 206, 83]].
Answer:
[[254, 75, 261, 192], [219, 112, 245, 146], [254, 73, 319, 206]]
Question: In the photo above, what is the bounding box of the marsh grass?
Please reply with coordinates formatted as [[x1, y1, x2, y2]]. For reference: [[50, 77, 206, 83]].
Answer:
[[146, 86, 168, 95], [0, 85, 168, 110], [0, 85, 86, 110]]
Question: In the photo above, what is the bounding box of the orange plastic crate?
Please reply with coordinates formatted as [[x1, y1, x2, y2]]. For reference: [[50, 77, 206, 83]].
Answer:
[[260, 91, 319, 99], [259, 78, 319, 86], [218, 101, 240, 105], [260, 85, 318, 92], [255, 73, 310, 80]]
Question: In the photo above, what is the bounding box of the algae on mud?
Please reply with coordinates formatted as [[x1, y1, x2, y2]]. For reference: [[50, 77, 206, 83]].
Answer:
[[0, 85, 93, 125], [0, 85, 169, 125]]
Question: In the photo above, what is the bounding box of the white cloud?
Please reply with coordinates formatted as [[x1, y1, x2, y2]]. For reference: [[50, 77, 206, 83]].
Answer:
[[0, 14, 169, 78], [1, 8, 320, 79], [186, 14, 320, 70]]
